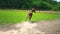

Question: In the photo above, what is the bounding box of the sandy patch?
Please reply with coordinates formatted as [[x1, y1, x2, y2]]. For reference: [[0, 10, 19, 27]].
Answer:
[[0, 19, 60, 34]]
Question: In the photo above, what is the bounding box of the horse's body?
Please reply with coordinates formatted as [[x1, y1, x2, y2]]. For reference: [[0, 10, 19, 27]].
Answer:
[[27, 8, 36, 21]]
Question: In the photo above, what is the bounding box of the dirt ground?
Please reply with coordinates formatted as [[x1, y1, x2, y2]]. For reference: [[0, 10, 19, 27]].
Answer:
[[0, 19, 60, 34]]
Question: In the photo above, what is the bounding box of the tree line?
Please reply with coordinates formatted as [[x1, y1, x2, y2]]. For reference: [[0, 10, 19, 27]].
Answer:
[[0, 0, 60, 11]]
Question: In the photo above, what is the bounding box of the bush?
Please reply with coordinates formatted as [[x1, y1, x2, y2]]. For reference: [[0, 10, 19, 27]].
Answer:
[[52, 3, 60, 11]]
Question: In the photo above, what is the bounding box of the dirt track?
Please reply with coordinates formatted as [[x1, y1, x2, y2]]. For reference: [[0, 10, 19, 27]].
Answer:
[[0, 19, 60, 34]]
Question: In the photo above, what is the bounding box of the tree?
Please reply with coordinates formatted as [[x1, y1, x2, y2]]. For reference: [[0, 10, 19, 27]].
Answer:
[[0, 0, 60, 11], [53, 2, 60, 11]]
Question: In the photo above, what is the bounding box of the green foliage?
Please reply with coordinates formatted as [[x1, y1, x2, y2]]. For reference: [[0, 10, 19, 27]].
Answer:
[[0, 0, 60, 11], [52, 2, 60, 11], [32, 1, 54, 10]]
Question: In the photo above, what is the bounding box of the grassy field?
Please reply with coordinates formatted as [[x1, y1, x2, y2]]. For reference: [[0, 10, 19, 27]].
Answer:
[[0, 10, 60, 24]]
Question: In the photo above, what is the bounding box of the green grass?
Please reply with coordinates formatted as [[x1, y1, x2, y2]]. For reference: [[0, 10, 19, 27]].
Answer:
[[0, 10, 60, 24], [31, 12, 60, 21]]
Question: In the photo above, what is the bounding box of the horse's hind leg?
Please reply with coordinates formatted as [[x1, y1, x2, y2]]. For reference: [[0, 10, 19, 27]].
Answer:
[[29, 15, 32, 21], [29, 17, 31, 21]]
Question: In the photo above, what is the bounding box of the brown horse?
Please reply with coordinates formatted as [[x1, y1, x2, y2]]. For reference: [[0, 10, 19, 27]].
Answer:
[[26, 8, 36, 21]]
